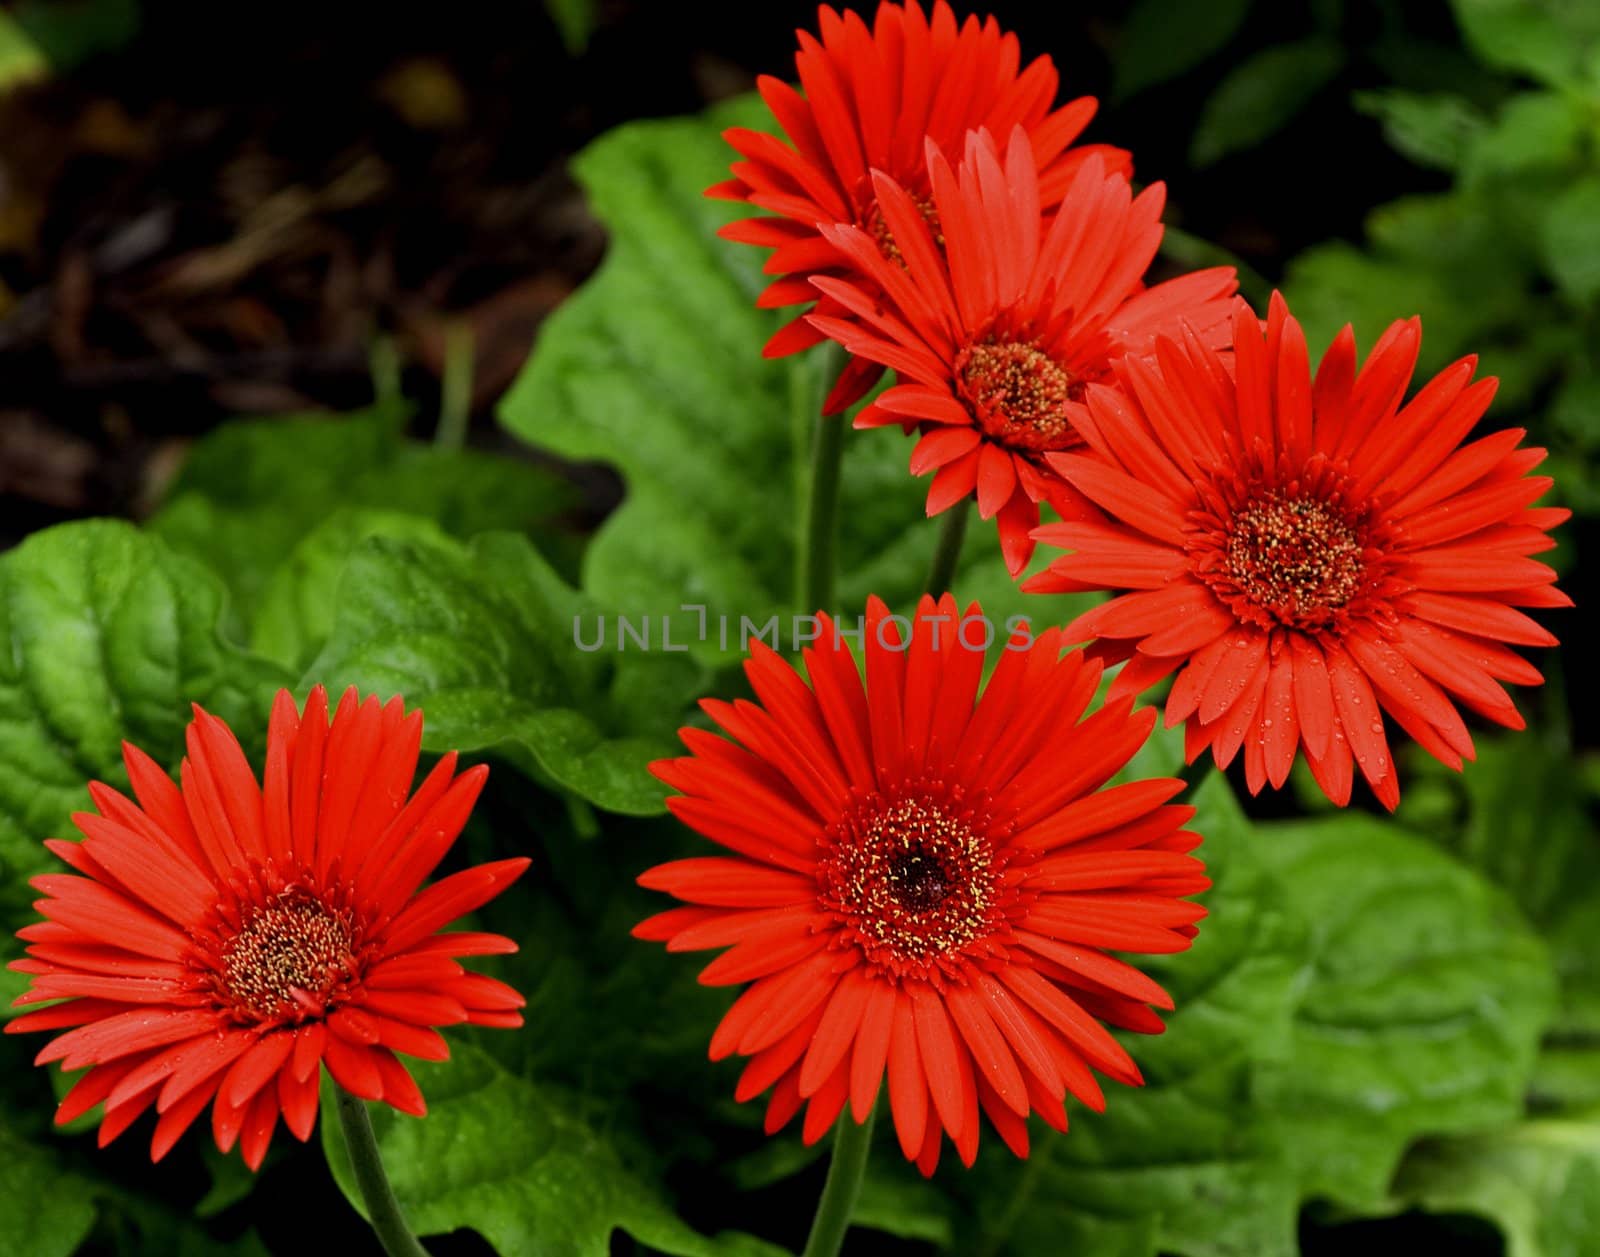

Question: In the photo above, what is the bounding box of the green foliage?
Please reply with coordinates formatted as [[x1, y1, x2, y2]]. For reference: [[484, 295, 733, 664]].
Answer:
[[252, 509, 458, 672], [0, 1128, 97, 1257], [1354, 89, 1486, 170], [1189, 39, 1344, 167], [322, 1046, 786, 1257], [150, 403, 581, 641], [1111, 0, 1256, 101], [9, 0, 138, 74], [0, 520, 290, 927], [0, 13, 48, 91], [1541, 175, 1600, 304], [545, 0, 596, 55], [1449, 0, 1600, 88], [1385, 732, 1600, 1256], [1392, 1115, 1600, 1257], [1286, 4, 1600, 511], [306, 530, 707, 816]]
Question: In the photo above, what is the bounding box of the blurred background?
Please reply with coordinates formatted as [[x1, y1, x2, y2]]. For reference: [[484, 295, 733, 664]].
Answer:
[[1, 1, 1595, 1253]]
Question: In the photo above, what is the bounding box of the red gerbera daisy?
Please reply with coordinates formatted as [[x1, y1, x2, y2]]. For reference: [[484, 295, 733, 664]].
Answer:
[[1026, 293, 1569, 810], [804, 127, 1237, 575], [7, 686, 529, 1169], [712, 0, 1131, 414], [633, 596, 1208, 1175]]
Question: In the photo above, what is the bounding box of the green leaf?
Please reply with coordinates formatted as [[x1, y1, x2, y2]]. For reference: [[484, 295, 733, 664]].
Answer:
[[150, 403, 581, 640], [306, 530, 707, 816], [855, 1160, 957, 1247], [1398, 732, 1600, 1110], [0, 520, 291, 927], [1540, 176, 1600, 305], [0, 1126, 97, 1257], [545, 0, 595, 55], [1283, 189, 1533, 369], [958, 775, 1308, 1257], [0, 13, 47, 91], [1353, 90, 1485, 171], [498, 98, 1093, 666], [1253, 811, 1557, 1210], [1111, 0, 1255, 100], [1463, 92, 1585, 182], [949, 776, 1554, 1257], [1449, 0, 1600, 87], [1189, 39, 1344, 168], [1552, 369, 1600, 452], [252, 509, 458, 672], [1392, 1114, 1600, 1257], [11, 0, 138, 73], [320, 1043, 787, 1257]]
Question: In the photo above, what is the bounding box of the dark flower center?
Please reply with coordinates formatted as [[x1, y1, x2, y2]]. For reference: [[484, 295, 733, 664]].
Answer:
[[955, 339, 1078, 452], [220, 893, 356, 1019], [1222, 491, 1365, 628], [887, 849, 952, 912], [821, 793, 1002, 976]]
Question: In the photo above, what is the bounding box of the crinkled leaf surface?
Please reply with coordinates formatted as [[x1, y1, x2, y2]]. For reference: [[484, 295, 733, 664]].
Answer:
[[321, 1043, 787, 1257], [1385, 732, 1600, 1255], [306, 530, 706, 815], [252, 508, 459, 672], [1393, 1113, 1600, 1257], [151, 402, 581, 641], [0, 520, 290, 926], [1253, 810, 1556, 1210]]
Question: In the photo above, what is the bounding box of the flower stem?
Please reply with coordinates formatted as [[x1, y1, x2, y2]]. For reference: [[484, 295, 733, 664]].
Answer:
[[435, 321, 474, 450], [798, 363, 848, 616], [925, 498, 971, 596], [334, 1088, 431, 1257], [801, 1108, 878, 1257]]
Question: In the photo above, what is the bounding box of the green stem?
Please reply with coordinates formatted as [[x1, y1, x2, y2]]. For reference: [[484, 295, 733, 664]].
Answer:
[[924, 497, 971, 596], [801, 1108, 877, 1257], [369, 334, 403, 409], [435, 322, 474, 450], [334, 1088, 431, 1257], [797, 344, 850, 614]]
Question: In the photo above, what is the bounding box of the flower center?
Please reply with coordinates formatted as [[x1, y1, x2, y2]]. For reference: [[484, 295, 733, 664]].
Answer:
[[820, 792, 1002, 977], [1220, 491, 1365, 629], [955, 339, 1078, 452], [220, 892, 356, 1020], [864, 193, 942, 266], [887, 849, 952, 912]]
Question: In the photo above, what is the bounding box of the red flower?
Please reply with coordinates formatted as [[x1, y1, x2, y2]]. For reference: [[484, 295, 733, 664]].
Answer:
[[7, 687, 529, 1169], [806, 128, 1236, 575], [712, 0, 1130, 414], [634, 596, 1207, 1175], [1027, 293, 1569, 810]]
